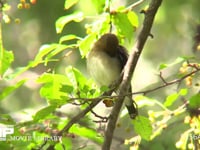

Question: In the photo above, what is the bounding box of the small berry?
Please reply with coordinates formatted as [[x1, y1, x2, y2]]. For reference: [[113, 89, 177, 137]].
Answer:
[[185, 76, 192, 86], [15, 18, 21, 24], [20, 0, 26, 3], [179, 67, 187, 74], [30, 0, 37, 4], [3, 15, 11, 24], [24, 3, 31, 9], [17, 3, 23, 9], [182, 62, 188, 68], [197, 44, 200, 51]]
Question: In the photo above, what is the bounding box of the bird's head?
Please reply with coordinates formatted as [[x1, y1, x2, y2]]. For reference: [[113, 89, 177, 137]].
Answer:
[[94, 33, 119, 57]]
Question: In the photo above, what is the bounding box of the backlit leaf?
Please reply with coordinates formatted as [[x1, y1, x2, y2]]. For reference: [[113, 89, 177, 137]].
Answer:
[[0, 50, 14, 76], [0, 79, 26, 100], [64, 0, 79, 9], [33, 105, 56, 121], [132, 116, 152, 141], [56, 12, 84, 34]]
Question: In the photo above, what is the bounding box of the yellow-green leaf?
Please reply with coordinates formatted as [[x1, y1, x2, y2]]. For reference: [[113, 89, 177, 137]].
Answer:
[[56, 12, 84, 34], [64, 0, 79, 9], [132, 116, 152, 141]]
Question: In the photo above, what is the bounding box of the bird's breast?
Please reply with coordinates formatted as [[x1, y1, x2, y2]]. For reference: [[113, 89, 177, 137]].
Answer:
[[87, 51, 121, 86]]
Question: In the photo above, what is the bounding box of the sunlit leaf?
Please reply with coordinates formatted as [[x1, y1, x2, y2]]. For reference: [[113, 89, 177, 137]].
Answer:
[[60, 137, 72, 150], [45, 44, 71, 62], [37, 73, 72, 105], [158, 57, 185, 70], [91, 0, 105, 14], [0, 114, 16, 124], [33, 43, 71, 67], [56, 12, 84, 34], [64, 0, 79, 9], [112, 11, 136, 41], [164, 89, 188, 107], [70, 124, 103, 144], [66, 66, 87, 87], [132, 115, 152, 141], [179, 88, 187, 96], [0, 79, 26, 100], [0, 50, 14, 76], [164, 93, 179, 107], [59, 34, 81, 44], [98, 14, 110, 34], [66, 66, 92, 98], [33, 105, 56, 121], [127, 11, 139, 28], [33, 44, 58, 67], [79, 33, 97, 57]]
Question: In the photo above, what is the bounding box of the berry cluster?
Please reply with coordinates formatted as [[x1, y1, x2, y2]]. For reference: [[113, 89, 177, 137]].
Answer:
[[179, 62, 200, 86], [2, 0, 37, 24], [17, 0, 37, 9]]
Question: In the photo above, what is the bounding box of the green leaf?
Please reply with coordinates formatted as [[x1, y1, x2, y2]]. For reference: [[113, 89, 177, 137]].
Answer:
[[132, 116, 152, 141], [0, 79, 26, 100], [69, 124, 103, 144], [158, 57, 185, 70], [98, 14, 111, 34], [179, 88, 188, 96], [164, 93, 179, 107], [59, 34, 81, 44], [65, 66, 92, 98], [60, 137, 72, 150], [112, 11, 136, 41], [189, 93, 200, 108], [32, 43, 71, 67], [158, 63, 167, 70], [33, 105, 56, 121], [56, 12, 84, 34], [164, 89, 188, 107], [32, 44, 58, 67], [79, 33, 97, 57], [91, 0, 106, 14], [127, 11, 139, 28], [0, 114, 16, 124], [44, 44, 71, 62], [66, 66, 87, 88], [64, 0, 79, 9], [37, 73, 73, 105], [0, 50, 14, 76]]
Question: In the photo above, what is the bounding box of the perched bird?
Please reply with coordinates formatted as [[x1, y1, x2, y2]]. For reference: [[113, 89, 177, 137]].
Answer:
[[87, 33, 138, 119]]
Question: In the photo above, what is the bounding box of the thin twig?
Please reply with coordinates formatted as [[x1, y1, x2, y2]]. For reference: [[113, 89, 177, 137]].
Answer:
[[134, 68, 200, 95], [159, 72, 168, 84], [91, 110, 109, 123]]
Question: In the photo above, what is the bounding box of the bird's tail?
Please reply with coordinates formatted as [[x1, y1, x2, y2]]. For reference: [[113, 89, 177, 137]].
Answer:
[[124, 96, 138, 119]]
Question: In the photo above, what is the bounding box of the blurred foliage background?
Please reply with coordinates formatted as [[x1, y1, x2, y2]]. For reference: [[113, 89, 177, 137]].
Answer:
[[2, 0, 200, 112], [0, 0, 200, 149], [2, 0, 200, 110]]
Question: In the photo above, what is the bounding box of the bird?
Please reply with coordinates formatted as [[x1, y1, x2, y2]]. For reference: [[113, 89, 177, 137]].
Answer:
[[87, 33, 138, 119]]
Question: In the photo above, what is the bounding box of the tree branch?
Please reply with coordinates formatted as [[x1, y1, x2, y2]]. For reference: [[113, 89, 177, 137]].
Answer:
[[56, 89, 115, 136], [102, 0, 163, 149]]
